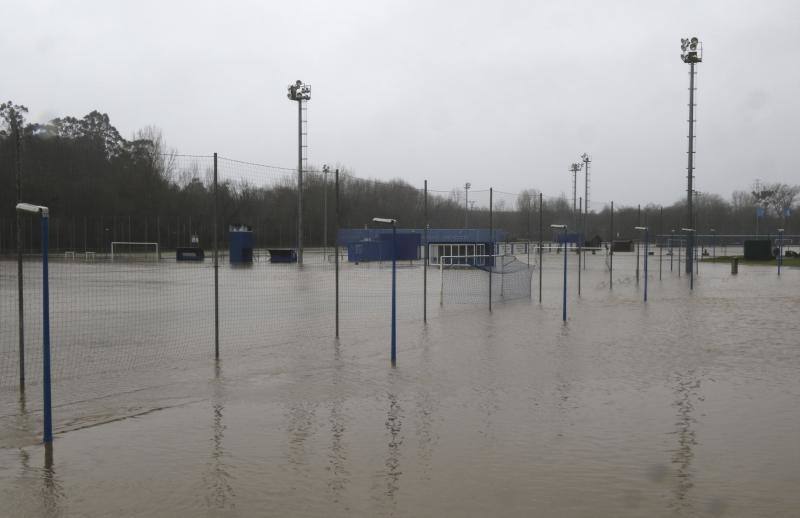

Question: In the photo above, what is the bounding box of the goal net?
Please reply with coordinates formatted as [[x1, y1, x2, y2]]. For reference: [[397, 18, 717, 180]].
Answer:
[[110, 241, 161, 262], [439, 254, 533, 305]]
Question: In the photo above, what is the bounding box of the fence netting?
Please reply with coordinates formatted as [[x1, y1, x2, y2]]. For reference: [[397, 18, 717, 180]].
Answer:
[[7, 153, 774, 428]]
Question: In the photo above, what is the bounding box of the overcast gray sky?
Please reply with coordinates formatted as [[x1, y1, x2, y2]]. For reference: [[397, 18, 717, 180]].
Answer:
[[3, 0, 799, 206]]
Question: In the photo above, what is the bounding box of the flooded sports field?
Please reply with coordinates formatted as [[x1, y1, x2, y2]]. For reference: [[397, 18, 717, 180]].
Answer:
[[1, 252, 799, 517]]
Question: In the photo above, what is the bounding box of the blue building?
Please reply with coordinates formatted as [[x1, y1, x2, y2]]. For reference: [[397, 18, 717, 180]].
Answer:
[[337, 228, 508, 265]]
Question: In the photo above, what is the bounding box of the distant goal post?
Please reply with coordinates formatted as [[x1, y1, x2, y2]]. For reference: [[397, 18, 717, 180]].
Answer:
[[110, 241, 161, 262]]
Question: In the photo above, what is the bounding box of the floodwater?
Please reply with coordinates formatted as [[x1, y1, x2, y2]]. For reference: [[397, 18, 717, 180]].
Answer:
[[1, 251, 799, 517]]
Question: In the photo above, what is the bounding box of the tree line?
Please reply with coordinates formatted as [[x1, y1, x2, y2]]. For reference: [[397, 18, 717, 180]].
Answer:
[[2, 101, 798, 253]]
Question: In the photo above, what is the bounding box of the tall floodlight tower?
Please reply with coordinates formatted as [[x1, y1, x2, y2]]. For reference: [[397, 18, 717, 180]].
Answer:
[[681, 37, 702, 274], [288, 79, 311, 264], [570, 163, 582, 228], [581, 153, 591, 242]]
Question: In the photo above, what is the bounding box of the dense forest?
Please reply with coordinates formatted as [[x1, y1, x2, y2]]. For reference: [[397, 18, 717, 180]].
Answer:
[[1, 101, 798, 254]]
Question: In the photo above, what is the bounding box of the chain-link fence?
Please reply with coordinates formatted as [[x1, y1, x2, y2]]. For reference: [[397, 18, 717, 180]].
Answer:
[[2, 152, 795, 428]]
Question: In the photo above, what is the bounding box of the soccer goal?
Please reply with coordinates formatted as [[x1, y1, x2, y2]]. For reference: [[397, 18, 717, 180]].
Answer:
[[439, 254, 533, 305], [110, 241, 161, 262]]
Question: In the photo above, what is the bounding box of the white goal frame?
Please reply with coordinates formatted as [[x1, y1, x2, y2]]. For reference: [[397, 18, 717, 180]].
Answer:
[[110, 241, 161, 262]]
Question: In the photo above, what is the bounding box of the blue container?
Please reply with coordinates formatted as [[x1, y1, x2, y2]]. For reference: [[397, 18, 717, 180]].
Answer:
[[229, 226, 254, 264]]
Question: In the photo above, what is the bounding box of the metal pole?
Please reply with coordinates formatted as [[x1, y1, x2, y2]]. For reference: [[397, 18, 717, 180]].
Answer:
[[609, 201, 614, 290], [636, 204, 640, 283], [659, 235, 663, 280], [213, 153, 220, 360], [323, 166, 328, 257], [538, 193, 543, 304], [583, 158, 589, 271], [489, 188, 493, 312], [578, 197, 582, 296], [41, 213, 52, 444], [297, 99, 304, 265], [391, 222, 397, 364], [423, 180, 428, 323], [778, 230, 783, 276], [644, 228, 649, 302], [335, 169, 340, 338], [464, 185, 468, 228], [15, 124, 25, 392], [686, 61, 696, 274], [562, 229, 567, 322]]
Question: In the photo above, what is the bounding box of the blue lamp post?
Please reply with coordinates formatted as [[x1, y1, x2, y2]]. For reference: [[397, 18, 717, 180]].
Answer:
[[373, 217, 397, 364], [551, 224, 568, 321], [17, 203, 52, 444], [635, 226, 649, 301], [681, 228, 695, 290]]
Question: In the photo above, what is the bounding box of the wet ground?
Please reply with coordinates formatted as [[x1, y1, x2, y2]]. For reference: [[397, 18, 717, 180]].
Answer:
[[1, 252, 798, 517]]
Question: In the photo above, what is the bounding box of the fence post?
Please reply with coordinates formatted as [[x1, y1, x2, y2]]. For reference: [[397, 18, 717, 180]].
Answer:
[[489, 188, 493, 313], [15, 127, 25, 391], [423, 180, 428, 323], [609, 201, 614, 290], [41, 212, 52, 444], [213, 153, 219, 360], [578, 197, 582, 296], [539, 193, 543, 303], [335, 169, 340, 338]]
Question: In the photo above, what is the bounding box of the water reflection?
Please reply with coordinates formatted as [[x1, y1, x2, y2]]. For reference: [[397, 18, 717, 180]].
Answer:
[[203, 360, 234, 511], [384, 390, 403, 500], [414, 328, 436, 482], [669, 369, 700, 514], [327, 339, 349, 503], [41, 443, 64, 517]]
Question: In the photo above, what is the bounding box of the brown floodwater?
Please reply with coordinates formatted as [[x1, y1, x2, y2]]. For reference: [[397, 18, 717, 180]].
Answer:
[[1, 252, 799, 517]]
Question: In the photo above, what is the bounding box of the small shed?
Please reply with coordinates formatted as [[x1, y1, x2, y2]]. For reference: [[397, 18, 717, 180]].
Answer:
[[229, 224, 253, 264]]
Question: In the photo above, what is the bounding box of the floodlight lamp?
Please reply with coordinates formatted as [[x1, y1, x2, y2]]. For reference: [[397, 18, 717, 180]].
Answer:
[[373, 217, 396, 224], [681, 228, 695, 232], [778, 228, 785, 233], [550, 224, 567, 230], [634, 226, 648, 231], [465, 182, 471, 189], [16, 203, 49, 216]]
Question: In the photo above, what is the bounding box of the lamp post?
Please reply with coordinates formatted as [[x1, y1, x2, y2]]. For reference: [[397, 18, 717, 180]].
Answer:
[[778, 228, 784, 275], [670, 229, 675, 272], [551, 224, 568, 321], [464, 182, 471, 228], [635, 226, 649, 302], [373, 217, 397, 364], [681, 37, 702, 275], [287, 79, 311, 264], [682, 228, 696, 290], [16, 203, 52, 444], [322, 164, 330, 258]]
